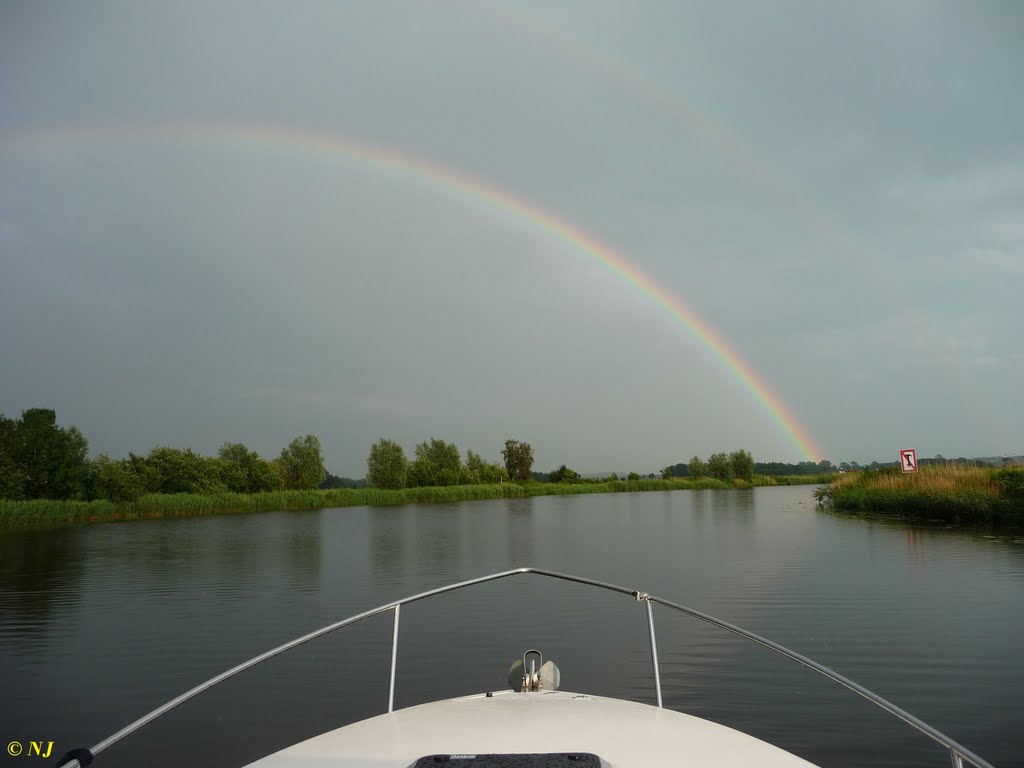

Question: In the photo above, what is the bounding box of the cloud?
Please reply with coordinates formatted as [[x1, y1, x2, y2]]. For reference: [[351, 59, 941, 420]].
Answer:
[[884, 155, 1024, 212], [2, 1, 1023, 468]]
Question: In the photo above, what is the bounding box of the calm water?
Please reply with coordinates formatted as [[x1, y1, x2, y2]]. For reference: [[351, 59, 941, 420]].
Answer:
[[1, 487, 1022, 767]]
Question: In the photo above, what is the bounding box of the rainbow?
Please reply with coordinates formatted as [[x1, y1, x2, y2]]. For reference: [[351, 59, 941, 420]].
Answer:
[[2, 122, 823, 459]]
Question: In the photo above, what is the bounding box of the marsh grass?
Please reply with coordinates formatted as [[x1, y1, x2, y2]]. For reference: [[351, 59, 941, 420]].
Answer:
[[762, 473, 838, 486], [818, 465, 1024, 524], [0, 475, 795, 529]]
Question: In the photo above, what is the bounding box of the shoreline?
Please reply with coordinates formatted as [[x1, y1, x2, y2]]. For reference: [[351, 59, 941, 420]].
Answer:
[[0, 475, 832, 530], [816, 466, 1024, 525]]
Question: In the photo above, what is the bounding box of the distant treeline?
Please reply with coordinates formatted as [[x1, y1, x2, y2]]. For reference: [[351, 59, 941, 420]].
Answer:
[[369, 439, 764, 488], [0, 408, 328, 503], [321, 473, 367, 489], [365, 441, 765, 489], [665, 456, 1018, 477], [7, 406, 1010, 509], [364, 437, 516, 489], [1, 410, 840, 528]]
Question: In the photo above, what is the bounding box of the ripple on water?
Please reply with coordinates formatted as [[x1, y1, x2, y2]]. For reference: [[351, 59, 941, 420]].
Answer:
[[1, 490, 1021, 768]]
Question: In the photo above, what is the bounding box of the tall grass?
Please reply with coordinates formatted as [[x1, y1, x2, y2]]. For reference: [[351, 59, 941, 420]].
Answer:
[[817, 465, 1024, 524], [0, 474, 807, 529], [762, 473, 838, 486]]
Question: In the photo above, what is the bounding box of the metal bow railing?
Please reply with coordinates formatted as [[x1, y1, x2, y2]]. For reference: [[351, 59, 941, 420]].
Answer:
[[57, 567, 994, 768]]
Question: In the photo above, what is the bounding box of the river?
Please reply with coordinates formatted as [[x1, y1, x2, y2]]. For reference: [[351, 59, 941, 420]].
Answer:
[[1, 486, 1021, 767]]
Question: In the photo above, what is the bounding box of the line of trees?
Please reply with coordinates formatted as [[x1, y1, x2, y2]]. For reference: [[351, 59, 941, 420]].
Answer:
[[663, 455, 834, 479], [20, 406, 995, 505], [366, 438, 535, 489], [0, 409, 326, 502], [532, 467, 647, 483], [662, 450, 756, 482]]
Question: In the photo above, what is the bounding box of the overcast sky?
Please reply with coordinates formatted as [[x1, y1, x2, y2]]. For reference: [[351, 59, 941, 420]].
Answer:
[[1, 1, 1022, 476]]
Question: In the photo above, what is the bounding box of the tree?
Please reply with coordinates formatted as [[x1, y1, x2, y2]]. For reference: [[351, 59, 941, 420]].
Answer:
[[688, 455, 706, 480], [548, 464, 581, 483], [367, 438, 409, 489], [218, 442, 283, 493], [11, 408, 90, 499], [660, 462, 690, 478], [90, 454, 147, 503], [730, 449, 755, 482], [707, 452, 732, 481], [277, 435, 326, 490], [145, 446, 227, 494], [0, 415, 23, 499], [502, 439, 534, 482], [461, 449, 484, 484], [409, 438, 461, 487], [462, 450, 508, 484], [245, 457, 284, 492]]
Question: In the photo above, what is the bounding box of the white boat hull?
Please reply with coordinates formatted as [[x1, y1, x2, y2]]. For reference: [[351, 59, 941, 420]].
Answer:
[[243, 689, 819, 767]]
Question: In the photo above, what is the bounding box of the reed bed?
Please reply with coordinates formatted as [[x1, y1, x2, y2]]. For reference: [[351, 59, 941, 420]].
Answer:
[[0, 475, 800, 529], [818, 465, 1024, 524], [761, 473, 838, 486]]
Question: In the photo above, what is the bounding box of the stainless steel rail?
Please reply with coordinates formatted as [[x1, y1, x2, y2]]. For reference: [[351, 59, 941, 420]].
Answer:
[[61, 567, 994, 768]]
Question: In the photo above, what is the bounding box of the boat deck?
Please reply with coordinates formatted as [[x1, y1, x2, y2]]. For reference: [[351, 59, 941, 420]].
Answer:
[[243, 690, 819, 768]]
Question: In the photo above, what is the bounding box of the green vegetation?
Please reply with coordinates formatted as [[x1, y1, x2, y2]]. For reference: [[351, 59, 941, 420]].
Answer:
[[0, 475, 787, 529], [0, 409, 89, 500], [276, 435, 326, 490], [218, 442, 286, 493], [730, 449, 755, 482], [665, 457, 838, 478], [366, 438, 409, 489], [707, 452, 731, 481], [663, 449, 756, 483], [0, 405, 837, 530], [10, 409, 1015, 531], [548, 464, 582, 483], [463, 449, 508, 484], [816, 465, 1024, 524], [502, 439, 535, 481], [687, 455, 706, 479], [409, 438, 463, 487], [768, 473, 838, 486], [0, 408, 324, 506]]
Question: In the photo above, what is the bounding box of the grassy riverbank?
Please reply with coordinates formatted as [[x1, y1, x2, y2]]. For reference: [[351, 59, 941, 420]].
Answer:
[[0, 473, 830, 529], [817, 465, 1024, 524]]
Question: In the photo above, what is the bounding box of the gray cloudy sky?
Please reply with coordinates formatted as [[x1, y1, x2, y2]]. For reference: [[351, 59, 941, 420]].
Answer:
[[1, 1, 1022, 476]]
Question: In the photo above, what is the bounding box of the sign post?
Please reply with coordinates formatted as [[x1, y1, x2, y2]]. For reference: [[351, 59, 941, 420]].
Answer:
[[899, 449, 918, 473]]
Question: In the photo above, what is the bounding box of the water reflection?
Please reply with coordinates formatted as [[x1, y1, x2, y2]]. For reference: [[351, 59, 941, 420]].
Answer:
[[712, 486, 755, 514], [906, 529, 927, 571], [691, 488, 710, 526], [1, 489, 1022, 768], [0, 528, 83, 644], [506, 496, 535, 565], [369, 499, 537, 589], [369, 506, 413, 589], [369, 504, 472, 585]]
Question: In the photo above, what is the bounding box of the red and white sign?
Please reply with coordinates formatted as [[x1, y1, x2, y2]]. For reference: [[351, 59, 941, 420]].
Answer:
[[899, 449, 918, 473]]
